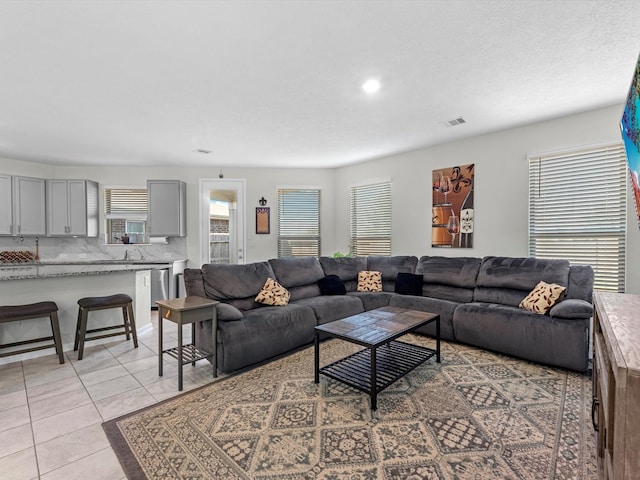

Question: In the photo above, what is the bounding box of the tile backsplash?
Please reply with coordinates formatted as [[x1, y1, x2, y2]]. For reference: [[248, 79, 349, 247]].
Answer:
[[0, 236, 187, 262]]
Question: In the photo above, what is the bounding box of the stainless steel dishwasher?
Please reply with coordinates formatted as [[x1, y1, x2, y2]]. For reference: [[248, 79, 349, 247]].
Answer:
[[151, 268, 169, 308]]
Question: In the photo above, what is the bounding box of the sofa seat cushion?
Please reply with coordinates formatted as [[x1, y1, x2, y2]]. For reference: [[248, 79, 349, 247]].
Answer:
[[388, 295, 456, 341], [347, 291, 394, 311], [293, 295, 364, 325], [453, 302, 589, 372], [214, 304, 317, 373], [202, 261, 276, 310]]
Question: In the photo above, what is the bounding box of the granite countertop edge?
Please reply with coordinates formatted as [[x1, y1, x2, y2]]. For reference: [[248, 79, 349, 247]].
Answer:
[[0, 260, 186, 281]]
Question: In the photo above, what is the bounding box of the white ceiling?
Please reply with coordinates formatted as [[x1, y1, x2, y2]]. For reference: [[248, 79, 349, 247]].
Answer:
[[1, 0, 640, 169]]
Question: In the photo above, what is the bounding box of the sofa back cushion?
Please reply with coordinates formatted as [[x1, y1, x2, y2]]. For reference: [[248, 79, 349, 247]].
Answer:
[[366, 256, 418, 292], [269, 257, 325, 301], [565, 264, 594, 302], [474, 256, 570, 307], [416, 256, 481, 288], [319, 256, 368, 292], [183, 268, 206, 298], [415, 256, 481, 303], [201, 261, 276, 310]]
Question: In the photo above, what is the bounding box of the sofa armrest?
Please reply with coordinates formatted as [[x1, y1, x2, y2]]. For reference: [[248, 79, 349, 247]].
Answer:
[[217, 303, 244, 322], [549, 298, 593, 319]]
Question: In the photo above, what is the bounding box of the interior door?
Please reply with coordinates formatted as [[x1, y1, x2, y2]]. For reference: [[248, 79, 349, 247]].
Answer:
[[200, 179, 245, 266]]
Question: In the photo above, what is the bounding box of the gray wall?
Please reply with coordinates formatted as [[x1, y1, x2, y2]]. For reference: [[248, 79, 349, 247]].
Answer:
[[2, 103, 639, 293]]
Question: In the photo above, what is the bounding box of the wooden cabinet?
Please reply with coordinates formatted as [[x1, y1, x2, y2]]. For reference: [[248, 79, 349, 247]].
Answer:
[[592, 291, 640, 479], [12, 175, 46, 236], [0, 175, 12, 235], [46, 179, 98, 237], [147, 180, 186, 237]]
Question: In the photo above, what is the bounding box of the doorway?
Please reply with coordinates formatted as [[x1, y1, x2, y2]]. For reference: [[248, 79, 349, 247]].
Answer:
[[200, 179, 246, 266]]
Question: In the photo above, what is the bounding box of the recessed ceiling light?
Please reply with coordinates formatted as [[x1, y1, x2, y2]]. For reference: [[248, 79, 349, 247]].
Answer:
[[362, 78, 381, 94]]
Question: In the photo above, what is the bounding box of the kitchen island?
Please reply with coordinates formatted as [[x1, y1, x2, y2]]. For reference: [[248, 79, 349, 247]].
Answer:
[[0, 260, 183, 363]]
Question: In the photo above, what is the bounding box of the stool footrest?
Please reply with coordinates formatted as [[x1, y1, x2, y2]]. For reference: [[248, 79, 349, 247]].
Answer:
[[86, 324, 132, 335], [0, 335, 55, 349], [84, 330, 131, 342], [0, 340, 58, 358]]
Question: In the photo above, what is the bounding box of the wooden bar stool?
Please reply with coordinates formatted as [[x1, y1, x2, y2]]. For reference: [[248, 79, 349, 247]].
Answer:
[[0, 301, 65, 363], [74, 294, 138, 360]]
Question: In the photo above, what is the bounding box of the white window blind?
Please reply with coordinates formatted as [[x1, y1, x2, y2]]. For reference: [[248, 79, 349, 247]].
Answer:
[[277, 188, 320, 257], [104, 188, 148, 219], [528, 143, 627, 292], [350, 181, 392, 256]]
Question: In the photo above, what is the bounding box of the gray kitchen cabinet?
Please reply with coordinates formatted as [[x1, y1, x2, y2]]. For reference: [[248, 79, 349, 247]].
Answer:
[[46, 179, 99, 237], [12, 175, 46, 236], [0, 175, 12, 235], [147, 180, 186, 237]]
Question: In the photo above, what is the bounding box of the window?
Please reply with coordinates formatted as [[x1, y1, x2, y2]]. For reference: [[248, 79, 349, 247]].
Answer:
[[277, 188, 320, 257], [528, 143, 627, 292], [104, 187, 148, 244], [350, 180, 392, 256]]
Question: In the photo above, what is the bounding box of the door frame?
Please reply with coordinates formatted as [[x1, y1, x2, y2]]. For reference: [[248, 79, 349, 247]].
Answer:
[[199, 178, 246, 267]]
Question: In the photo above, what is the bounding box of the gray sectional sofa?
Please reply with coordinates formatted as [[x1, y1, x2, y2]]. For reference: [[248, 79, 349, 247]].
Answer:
[[183, 255, 594, 374]]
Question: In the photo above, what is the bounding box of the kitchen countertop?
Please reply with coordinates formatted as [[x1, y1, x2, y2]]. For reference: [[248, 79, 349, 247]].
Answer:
[[0, 259, 183, 281]]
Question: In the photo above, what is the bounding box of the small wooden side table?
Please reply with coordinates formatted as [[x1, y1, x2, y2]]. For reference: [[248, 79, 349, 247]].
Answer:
[[155, 296, 219, 391]]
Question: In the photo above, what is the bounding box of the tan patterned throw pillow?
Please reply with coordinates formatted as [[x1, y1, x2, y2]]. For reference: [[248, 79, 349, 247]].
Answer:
[[255, 278, 290, 306], [357, 271, 383, 292], [519, 281, 566, 315]]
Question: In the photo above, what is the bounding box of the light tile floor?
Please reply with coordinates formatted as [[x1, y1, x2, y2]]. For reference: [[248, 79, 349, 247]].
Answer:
[[0, 312, 222, 480]]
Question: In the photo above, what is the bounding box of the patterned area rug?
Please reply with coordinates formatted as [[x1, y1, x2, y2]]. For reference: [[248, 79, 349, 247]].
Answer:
[[103, 335, 596, 479]]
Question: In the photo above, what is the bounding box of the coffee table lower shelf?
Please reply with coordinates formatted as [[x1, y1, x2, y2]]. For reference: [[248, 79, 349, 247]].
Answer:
[[318, 340, 436, 409]]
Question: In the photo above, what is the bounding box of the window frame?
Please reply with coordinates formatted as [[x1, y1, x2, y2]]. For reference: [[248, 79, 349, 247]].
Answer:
[[103, 185, 149, 245], [349, 179, 392, 256], [527, 142, 627, 292], [276, 186, 321, 258]]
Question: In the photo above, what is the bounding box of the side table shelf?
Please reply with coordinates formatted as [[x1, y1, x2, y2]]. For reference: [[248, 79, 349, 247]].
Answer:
[[155, 296, 219, 391], [163, 344, 211, 365]]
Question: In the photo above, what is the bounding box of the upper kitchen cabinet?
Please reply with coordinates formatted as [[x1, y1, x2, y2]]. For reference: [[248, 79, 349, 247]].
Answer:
[[147, 180, 186, 237], [0, 175, 12, 235], [46, 180, 98, 237], [12, 175, 46, 236]]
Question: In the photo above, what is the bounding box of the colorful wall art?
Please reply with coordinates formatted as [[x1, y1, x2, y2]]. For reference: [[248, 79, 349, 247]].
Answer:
[[432, 163, 474, 248]]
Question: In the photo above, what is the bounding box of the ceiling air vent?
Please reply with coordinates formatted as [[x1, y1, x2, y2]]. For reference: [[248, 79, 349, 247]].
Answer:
[[439, 117, 466, 128], [193, 148, 212, 154]]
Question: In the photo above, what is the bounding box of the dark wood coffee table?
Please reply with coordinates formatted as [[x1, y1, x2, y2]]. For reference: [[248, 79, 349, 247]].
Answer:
[[314, 306, 440, 410]]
